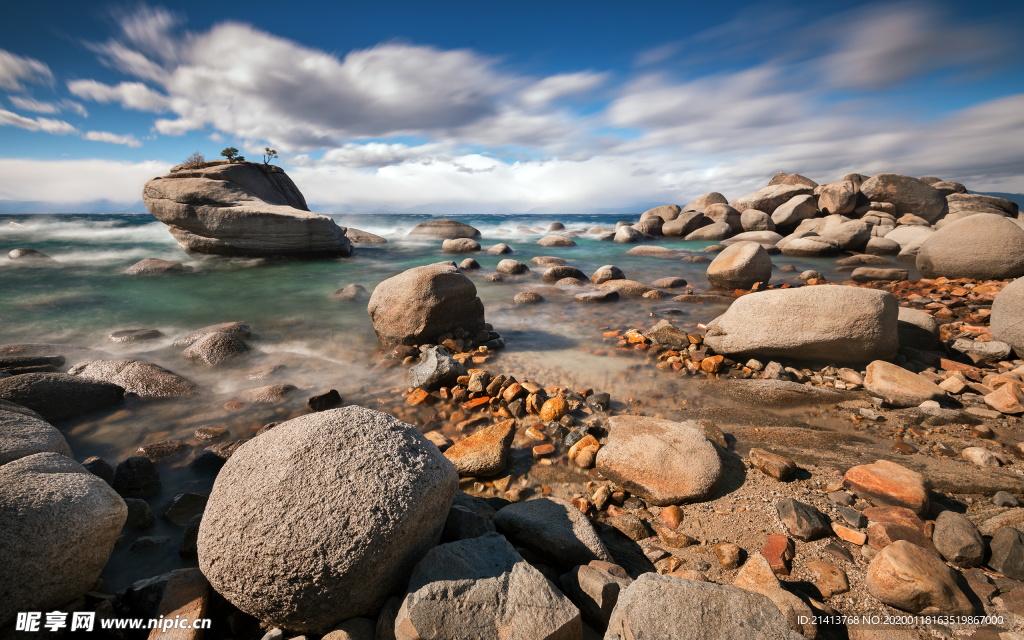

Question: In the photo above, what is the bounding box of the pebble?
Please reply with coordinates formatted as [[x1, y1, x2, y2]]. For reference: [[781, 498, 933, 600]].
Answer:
[[713, 542, 742, 569], [760, 534, 795, 576]]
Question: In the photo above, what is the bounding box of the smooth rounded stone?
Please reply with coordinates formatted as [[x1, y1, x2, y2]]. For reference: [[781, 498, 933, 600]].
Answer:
[[408, 219, 481, 239], [575, 290, 619, 303], [487, 243, 513, 255], [992, 278, 1024, 358], [613, 226, 646, 244], [641, 204, 682, 222], [632, 218, 663, 237], [542, 265, 587, 284], [536, 235, 577, 247], [0, 372, 124, 422], [444, 419, 515, 477], [513, 291, 544, 304], [0, 409, 73, 466], [82, 456, 114, 483], [182, 332, 251, 366], [865, 237, 901, 255], [496, 259, 529, 275], [818, 181, 858, 216], [866, 540, 973, 615], [199, 406, 458, 632], [684, 221, 731, 241], [779, 236, 840, 257], [493, 497, 612, 568], [556, 277, 583, 286], [125, 258, 193, 275], [864, 360, 945, 408], [124, 497, 155, 530], [172, 321, 251, 348], [8, 247, 56, 262], [596, 416, 721, 506], [702, 203, 742, 234], [860, 174, 948, 223], [989, 527, 1024, 580], [395, 532, 581, 640], [731, 184, 814, 216], [547, 222, 566, 231], [721, 230, 783, 246], [953, 338, 1012, 364], [0, 453, 126, 626], [740, 209, 776, 232], [917, 214, 1024, 279], [624, 245, 678, 258], [682, 192, 728, 213], [706, 242, 773, 290], [932, 511, 984, 568], [961, 446, 1000, 468], [898, 307, 940, 350], [590, 265, 624, 284], [850, 267, 908, 283], [819, 219, 871, 251], [776, 498, 831, 542], [703, 286, 899, 364], [112, 455, 162, 498], [441, 238, 481, 253], [331, 284, 369, 301], [663, 212, 710, 237], [406, 346, 467, 390], [843, 459, 929, 515], [651, 277, 687, 288], [143, 162, 351, 258], [598, 279, 653, 298], [459, 258, 480, 270], [946, 192, 1017, 217], [606, 573, 801, 640], [698, 379, 851, 407], [345, 228, 387, 245], [324, 618, 376, 640], [368, 262, 485, 348], [244, 384, 296, 404], [68, 359, 198, 399], [109, 328, 164, 344], [531, 256, 566, 266], [769, 194, 818, 229], [798, 270, 822, 281]]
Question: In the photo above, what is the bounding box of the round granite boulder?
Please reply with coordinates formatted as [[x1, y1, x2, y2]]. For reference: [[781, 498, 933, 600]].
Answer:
[[916, 214, 1024, 280], [408, 219, 481, 239], [0, 373, 124, 422], [992, 278, 1024, 358]]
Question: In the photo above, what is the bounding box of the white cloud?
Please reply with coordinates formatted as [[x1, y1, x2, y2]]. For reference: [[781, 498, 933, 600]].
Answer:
[[519, 72, 607, 107], [83, 130, 143, 147], [0, 49, 53, 91], [0, 109, 77, 134], [67, 79, 169, 112], [8, 95, 88, 117], [0, 158, 170, 203]]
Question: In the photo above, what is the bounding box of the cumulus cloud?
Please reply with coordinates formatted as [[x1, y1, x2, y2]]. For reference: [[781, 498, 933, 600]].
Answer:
[[67, 79, 169, 112], [83, 130, 143, 147], [8, 95, 88, 117], [0, 158, 170, 203], [0, 109, 76, 134], [0, 50, 53, 91]]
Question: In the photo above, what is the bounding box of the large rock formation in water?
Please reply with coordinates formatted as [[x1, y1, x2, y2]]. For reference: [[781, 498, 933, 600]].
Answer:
[[142, 160, 351, 258]]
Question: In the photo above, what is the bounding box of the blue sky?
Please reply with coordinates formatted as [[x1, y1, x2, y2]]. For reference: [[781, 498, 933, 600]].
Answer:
[[1, 0, 1023, 212]]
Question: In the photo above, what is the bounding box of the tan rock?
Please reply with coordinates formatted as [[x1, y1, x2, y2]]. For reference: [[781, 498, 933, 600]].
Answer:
[[443, 420, 515, 477], [866, 540, 974, 615], [832, 524, 867, 545], [147, 569, 209, 640], [749, 448, 796, 481], [864, 360, 945, 408], [985, 382, 1024, 415], [843, 459, 930, 515], [805, 560, 849, 598], [734, 553, 816, 638], [539, 397, 568, 422]]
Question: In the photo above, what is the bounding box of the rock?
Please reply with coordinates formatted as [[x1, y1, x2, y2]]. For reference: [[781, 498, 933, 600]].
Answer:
[[684, 221, 732, 241], [172, 321, 251, 347], [125, 258, 193, 275], [332, 284, 369, 301], [898, 307, 940, 350], [0, 409, 73, 466], [749, 449, 796, 481], [493, 497, 612, 568], [408, 219, 481, 239], [559, 563, 630, 630], [8, 247, 55, 262], [779, 236, 839, 257], [703, 203, 743, 234], [733, 553, 815, 637], [843, 459, 930, 515], [663, 212, 710, 237], [946, 193, 1018, 217], [590, 265, 624, 284], [537, 235, 577, 247], [124, 497, 155, 530], [698, 379, 850, 406], [683, 192, 729, 213], [860, 174, 948, 223], [82, 456, 114, 483], [771, 194, 819, 228], [182, 332, 251, 366], [865, 237, 901, 255], [606, 573, 801, 640], [961, 446, 1000, 468], [443, 419, 515, 477], [850, 267, 907, 282], [486, 243, 513, 255], [819, 219, 871, 252], [598, 279, 653, 298], [706, 242, 773, 290], [714, 542, 743, 570], [595, 416, 722, 506], [112, 456, 162, 498], [989, 527, 1024, 580], [496, 259, 529, 275], [109, 328, 164, 343], [575, 290, 619, 303], [0, 372, 124, 422], [542, 265, 587, 284], [540, 397, 568, 422], [632, 218, 663, 237], [441, 504, 495, 543], [866, 540, 973, 615], [406, 346, 467, 390], [651, 277, 687, 288], [625, 245, 678, 258], [307, 389, 342, 412], [932, 511, 984, 568], [532, 256, 567, 266], [198, 406, 458, 632], [985, 382, 1024, 415], [731, 184, 814, 216], [0, 453, 126, 627], [459, 258, 480, 269], [368, 262, 485, 348], [514, 291, 543, 304], [917, 214, 1024, 279], [395, 532, 581, 640], [325, 618, 376, 640], [995, 491, 1020, 508], [142, 161, 351, 257], [442, 238, 481, 253], [722, 230, 783, 246], [68, 359, 198, 399], [992, 278, 1024, 358], [345, 228, 387, 244], [740, 209, 776, 232], [864, 360, 945, 408], [642, 204, 683, 221], [612, 226, 646, 243], [777, 498, 831, 541], [643, 320, 690, 350], [703, 286, 899, 364], [817, 181, 858, 216]]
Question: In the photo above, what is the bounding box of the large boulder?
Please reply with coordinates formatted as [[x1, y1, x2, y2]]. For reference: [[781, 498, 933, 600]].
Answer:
[[641, 204, 682, 222], [898, 307, 940, 350], [0, 453, 126, 627], [946, 193, 1019, 218], [493, 497, 613, 568], [68, 359, 198, 399], [662, 212, 710, 237], [704, 204, 743, 234], [866, 540, 973, 615], [730, 184, 813, 216], [860, 174, 948, 223], [916, 214, 1024, 280], [596, 416, 722, 506], [198, 406, 458, 632], [992, 278, 1024, 358], [408, 219, 481, 239], [683, 192, 729, 213], [817, 181, 858, 216], [706, 242, 773, 290], [0, 410, 73, 466], [771, 194, 818, 228], [0, 373, 124, 422], [368, 262, 486, 348], [394, 532, 582, 640], [703, 287, 899, 363], [142, 161, 351, 258]]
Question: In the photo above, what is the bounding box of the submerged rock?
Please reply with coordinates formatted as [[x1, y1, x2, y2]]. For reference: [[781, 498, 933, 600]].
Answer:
[[69, 359, 198, 399], [172, 321, 251, 347], [0, 372, 124, 422], [125, 258, 194, 275], [408, 219, 481, 239], [182, 332, 251, 366]]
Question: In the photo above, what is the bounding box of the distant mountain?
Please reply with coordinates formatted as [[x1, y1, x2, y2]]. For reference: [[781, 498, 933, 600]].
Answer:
[[0, 199, 146, 214], [975, 192, 1024, 208]]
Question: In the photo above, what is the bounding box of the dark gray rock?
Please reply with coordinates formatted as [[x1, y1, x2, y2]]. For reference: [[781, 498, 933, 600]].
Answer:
[[179, 514, 202, 557], [559, 564, 631, 631], [0, 372, 124, 422], [124, 498, 155, 530], [933, 511, 984, 568], [162, 492, 208, 526], [441, 504, 495, 542], [776, 498, 831, 541], [111, 456, 162, 499], [406, 346, 467, 390], [494, 497, 613, 569], [82, 456, 114, 483], [989, 527, 1024, 580]]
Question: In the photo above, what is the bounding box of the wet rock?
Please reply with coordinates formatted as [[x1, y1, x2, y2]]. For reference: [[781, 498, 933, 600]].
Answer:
[[443, 419, 515, 477], [406, 346, 467, 390], [494, 497, 613, 568], [163, 492, 208, 526], [199, 406, 458, 632], [598, 279, 654, 298], [112, 456, 162, 498], [188, 440, 244, 472], [346, 228, 387, 245], [749, 449, 796, 481], [866, 540, 973, 615], [532, 256, 566, 266], [917, 214, 1024, 280], [442, 238, 481, 253], [0, 409, 73, 466], [513, 291, 543, 304], [992, 277, 1024, 358], [109, 328, 164, 343], [733, 553, 815, 637], [125, 258, 193, 275], [860, 174, 948, 222], [69, 359, 198, 399], [864, 360, 945, 408], [82, 456, 114, 483], [408, 219, 481, 239], [307, 389, 342, 411], [332, 284, 369, 301], [0, 372, 124, 422], [590, 265, 624, 284], [643, 319, 689, 350], [613, 226, 646, 243], [596, 416, 722, 506], [651, 277, 687, 288], [487, 243, 513, 255], [575, 290, 619, 303], [626, 245, 678, 258], [989, 527, 1024, 580], [537, 235, 577, 247], [898, 307, 940, 350], [395, 532, 581, 640], [8, 247, 55, 262], [0, 453, 126, 627], [459, 258, 480, 269], [543, 265, 587, 283], [124, 498, 155, 530], [182, 332, 251, 366], [844, 459, 929, 515], [496, 259, 529, 275], [706, 242, 773, 290], [777, 498, 831, 541], [932, 511, 984, 568], [172, 321, 251, 347], [698, 379, 851, 407]]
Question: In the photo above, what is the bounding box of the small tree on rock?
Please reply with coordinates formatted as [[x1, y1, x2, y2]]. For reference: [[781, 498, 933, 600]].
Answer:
[[262, 147, 278, 166], [221, 147, 245, 163]]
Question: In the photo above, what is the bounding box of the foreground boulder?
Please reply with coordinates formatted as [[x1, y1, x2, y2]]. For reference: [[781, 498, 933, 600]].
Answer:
[[0, 453, 126, 627], [142, 160, 352, 258], [0, 372, 124, 422], [866, 540, 974, 615], [703, 286, 899, 364], [394, 532, 582, 640], [706, 242, 773, 290], [408, 219, 481, 239], [916, 214, 1024, 280], [493, 497, 612, 568], [368, 262, 486, 348], [69, 359, 198, 399], [863, 360, 945, 408], [605, 574, 802, 640], [860, 174, 948, 223], [843, 459, 929, 515], [0, 409, 73, 466], [596, 416, 722, 505], [992, 278, 1024, 357], [198, 406, 458, 632]]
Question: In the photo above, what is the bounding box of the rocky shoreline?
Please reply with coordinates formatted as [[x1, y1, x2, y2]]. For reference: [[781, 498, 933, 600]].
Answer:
[[2, 168, 1024, 639]]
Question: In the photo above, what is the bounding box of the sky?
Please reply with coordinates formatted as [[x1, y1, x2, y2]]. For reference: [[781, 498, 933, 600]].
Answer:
[[1, 0, 1023, 213]]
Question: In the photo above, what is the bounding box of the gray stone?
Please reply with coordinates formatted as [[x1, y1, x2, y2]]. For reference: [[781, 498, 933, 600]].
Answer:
[[172, 321, 251, 347], [0, 453, 126, 627], [346, 228, 387, 244], [198, 407, 458, 632], [537, 235, 577, 247], [698, 379, 851, 406], [865, 237, 901, 255], [995, 491, 1020, 508], [544, 265, 588, 284], [917, 214, 1024, 280], [740, 209, 776, 232], [125, 258, 193, 275], [850, 267, 908, 283], [819, 220, 871, 252], [441, 501, 496, 543], [124, 498, 155, 530], [898, 307, 940, 350], [559, 564, 631, 630], [946, 193, 1018, 218], [776, 498, 831, 541], [663, 212, 710, 237], [486, 243, 512, 255], [408, 219, 481, 239], [613, 226, 646, 243], [494, 497, 613, 568], [590, 265, 625, 284], [442, 238, 481, 253], [684, 222, 731, 241], [162, 492, 208, 526], [643, 320, 690, 350], [332, 284, 369, 301], [703, 203, 743, 234], [641, 205, 682, 222], [182, 332, 251, 366], [932, 511, 984, 568], [706, 242, 773, 290], [860, 174, 948, 222], [459, 258, 480, 270], [496, 259, 529, 275], [770, 194, 819, 228], [112, 456, 162, 499], [179, 514, 202, 557], [992, 278, 1024, 358], [683, 192, 729, 213], [989, 527, 1024, 580], [69, 359, 198, 399], [0, 372, 124, 422], [82, 456, 114, 483], [8, 248, 55, 262], [0, 409, 72, 466], [731, 184, 814, 216], [779, 236, 840, 257]]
